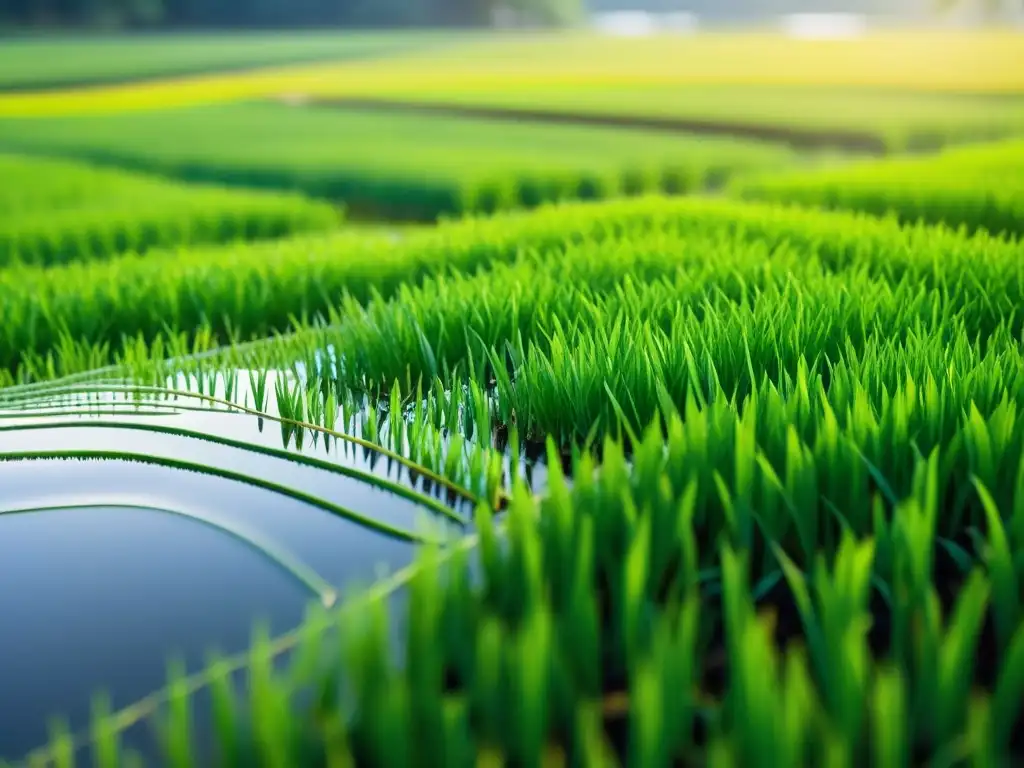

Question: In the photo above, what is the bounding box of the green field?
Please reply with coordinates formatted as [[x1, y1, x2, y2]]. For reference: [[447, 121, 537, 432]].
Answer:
[[3, 27, 1024, 768], [0, 152, 340, 266], [344, 83, 1024, 151], [0, 31, 444, 91], [0, 103, 798, 219], [733, 138, 1024, 238], [7, 195, 1024, 766]]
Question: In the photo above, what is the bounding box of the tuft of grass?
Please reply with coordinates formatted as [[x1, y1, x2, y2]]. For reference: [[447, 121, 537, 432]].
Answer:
[[1, 193, 1018, 381], [733, 138, 1024, 239], [25, 414, 1024, 766], [0, 152, 341, 267]]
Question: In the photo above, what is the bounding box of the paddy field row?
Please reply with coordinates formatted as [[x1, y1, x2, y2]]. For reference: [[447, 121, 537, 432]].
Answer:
[[1, 137, 1021, 390], [0, 152, 341, 266], [1, 30, 1022, 166], [0, 104, 799, 222], [0, 31, 447, 92], [2, 30, 1023, 117], [0, 102, 1021, 264]]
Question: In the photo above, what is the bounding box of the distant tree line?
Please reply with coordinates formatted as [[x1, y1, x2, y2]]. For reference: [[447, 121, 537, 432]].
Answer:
[[0, 0, 1016, 28], [0, 0, 582, 28]]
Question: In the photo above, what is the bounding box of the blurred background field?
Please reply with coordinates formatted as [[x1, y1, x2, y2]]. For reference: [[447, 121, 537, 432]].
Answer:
[[2, 29, 1024, 116], [0, 103, 799, 220], [0, 31, 451, 91], [4, 1, 1024, 766], [1, 5, 1022, 225], [0, 152, 340, 265]]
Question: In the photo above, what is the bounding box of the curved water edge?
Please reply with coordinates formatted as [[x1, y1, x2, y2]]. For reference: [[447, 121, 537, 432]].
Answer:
[[0, 372, 500, 763], [1, 501, 340, 604], [0, 363, 556, 501], [0, 502, 315, 762]]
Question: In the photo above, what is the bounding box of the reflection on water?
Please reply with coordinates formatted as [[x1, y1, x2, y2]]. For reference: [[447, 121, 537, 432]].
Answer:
[[0, 371, 492, 762], [0, 503, 311, 761]]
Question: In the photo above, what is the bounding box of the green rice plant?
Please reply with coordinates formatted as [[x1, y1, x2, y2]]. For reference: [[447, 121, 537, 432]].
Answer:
[[262, 224, 1024, 452], [8, 397, 1024, 765], [1, 194, 1019, 383], [73, 236, 1024, 598], [0, 103, 796, 220], [9, 187, 1024, 765], [28, 413, 1024, 767], [0, 153, 341, 266], [733, 138, 1024, 239], [10, 194, 1024, 538]]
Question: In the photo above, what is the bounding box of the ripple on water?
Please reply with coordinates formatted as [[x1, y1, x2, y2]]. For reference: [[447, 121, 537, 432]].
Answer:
[[0, 379, 471, 762]]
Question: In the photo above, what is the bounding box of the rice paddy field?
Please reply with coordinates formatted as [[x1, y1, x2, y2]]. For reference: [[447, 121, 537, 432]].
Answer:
[[0, 153, 340, 265], [0, 32, 446, 91], [0, 103, 799, 220], [334, 84, 1024, 152], [316, 30, 1024, 93], [732, 137, 1024, 238], [2, 24, 1024, 768], [2, 29, 1023, 118]]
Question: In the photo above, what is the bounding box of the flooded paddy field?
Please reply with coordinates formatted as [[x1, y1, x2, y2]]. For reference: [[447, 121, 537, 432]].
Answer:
[[0, 365, 546, 762]]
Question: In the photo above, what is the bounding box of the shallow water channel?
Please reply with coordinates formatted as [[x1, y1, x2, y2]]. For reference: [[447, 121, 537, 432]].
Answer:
[[0, 371, 526, 762]]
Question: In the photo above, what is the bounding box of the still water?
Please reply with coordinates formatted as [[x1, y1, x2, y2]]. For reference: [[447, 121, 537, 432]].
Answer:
[[0, 374, 470, 762]]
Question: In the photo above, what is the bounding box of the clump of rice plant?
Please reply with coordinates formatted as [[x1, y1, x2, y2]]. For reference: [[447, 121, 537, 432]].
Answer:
[[1, 193, 1018, 381], [23, 416, 1024, 766], [733, 137, 1024, 239], [0, 153, 341, 268]]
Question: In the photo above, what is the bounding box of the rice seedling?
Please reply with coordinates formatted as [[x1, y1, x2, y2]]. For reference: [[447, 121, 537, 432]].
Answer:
[[0, 153, 341, 266], [0, 103, 796, 220], [23, 410, 1024, 766], [733, 138, 1024, 239], [1, 193, 1018, 382]]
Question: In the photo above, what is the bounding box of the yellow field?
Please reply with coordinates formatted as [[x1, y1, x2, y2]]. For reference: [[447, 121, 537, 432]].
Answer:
[[1, 30, 1022, 118], [0, 60, 357, 117], [315, 30, 1024, 94]]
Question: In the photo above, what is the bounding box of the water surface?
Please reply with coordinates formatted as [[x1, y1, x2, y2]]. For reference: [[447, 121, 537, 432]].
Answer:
[[0, 375, 469, 762]]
